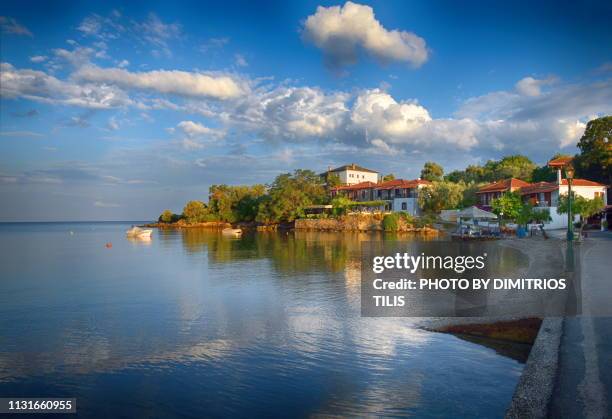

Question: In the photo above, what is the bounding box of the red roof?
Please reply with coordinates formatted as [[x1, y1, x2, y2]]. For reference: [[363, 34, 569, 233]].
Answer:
[[548, 156, 574, 167], [332, 181, 377, 191], [520, 182, 558, 195], [560, 179, 607, 187], [331, 178, 430, 192], [374, 179, 431, 190], [519, 178, 606, 195], [477, 178, 531, 193]]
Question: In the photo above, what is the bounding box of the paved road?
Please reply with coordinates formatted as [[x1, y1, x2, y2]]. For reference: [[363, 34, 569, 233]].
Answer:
[[550, 231, 612, 418]]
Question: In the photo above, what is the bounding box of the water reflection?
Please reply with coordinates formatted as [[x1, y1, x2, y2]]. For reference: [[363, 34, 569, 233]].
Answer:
[[0, 224, 524, 418]]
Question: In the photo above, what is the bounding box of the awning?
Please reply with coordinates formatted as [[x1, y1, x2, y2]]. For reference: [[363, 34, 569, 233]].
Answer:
[[458, 206, 498, 219]]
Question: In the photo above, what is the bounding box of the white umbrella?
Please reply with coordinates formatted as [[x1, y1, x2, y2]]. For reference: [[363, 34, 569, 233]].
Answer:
[[458, 206, 498, 219]]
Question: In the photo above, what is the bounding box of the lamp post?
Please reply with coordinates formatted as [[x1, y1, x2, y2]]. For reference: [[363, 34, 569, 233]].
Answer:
[[565, 166, 574, 242], [565, 165, 575, 272]]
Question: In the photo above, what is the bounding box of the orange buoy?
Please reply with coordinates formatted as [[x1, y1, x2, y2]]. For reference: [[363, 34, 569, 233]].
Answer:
[[105, 242, 112, 248]]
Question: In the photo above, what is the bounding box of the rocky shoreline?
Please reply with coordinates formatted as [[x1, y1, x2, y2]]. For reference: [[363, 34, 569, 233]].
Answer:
[[146, 214, 440, 234]]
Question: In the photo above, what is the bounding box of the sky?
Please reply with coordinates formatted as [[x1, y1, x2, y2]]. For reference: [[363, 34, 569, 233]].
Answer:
[[1, 0, 611, 221]]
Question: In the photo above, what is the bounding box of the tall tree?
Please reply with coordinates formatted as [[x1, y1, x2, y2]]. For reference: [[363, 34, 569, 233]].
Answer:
[[256, 169, 327, 223], [574, 116, 612, 186], [324, 173, 342, 188], [557, 193, 605, 238], [208, 184, 266, 222], [486, 155, 536, 181], [418, 180, 465, 213], [182, 200, 210, 224], [420, 161, 444, 182], [491, 191, 523, 223]]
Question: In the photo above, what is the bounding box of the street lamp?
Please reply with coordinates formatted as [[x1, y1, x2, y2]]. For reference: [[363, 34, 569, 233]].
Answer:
[[565, 166, 574, 242]]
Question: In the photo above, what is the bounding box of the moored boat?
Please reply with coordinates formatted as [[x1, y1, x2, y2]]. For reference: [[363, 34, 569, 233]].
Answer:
[[222, 228, 243, 238], [126, 226, 153, 238]]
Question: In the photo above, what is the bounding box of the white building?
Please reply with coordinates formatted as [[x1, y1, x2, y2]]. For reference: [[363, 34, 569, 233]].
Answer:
[[476, 156, 608, 230], [330, 178, 431, 216], [521, 178, 607, 229], [324, 163, 379, 185]]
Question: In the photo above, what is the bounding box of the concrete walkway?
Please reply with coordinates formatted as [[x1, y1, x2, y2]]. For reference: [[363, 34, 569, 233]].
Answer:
[[549, 230, 612, 418]]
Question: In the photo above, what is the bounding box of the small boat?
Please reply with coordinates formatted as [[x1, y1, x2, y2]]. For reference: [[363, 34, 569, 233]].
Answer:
[[126, 226, 153, 238], [222, 228, 243, 238]]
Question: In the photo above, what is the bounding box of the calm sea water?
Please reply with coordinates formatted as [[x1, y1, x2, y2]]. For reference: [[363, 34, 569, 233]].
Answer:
[[0, 222, 525, 418]]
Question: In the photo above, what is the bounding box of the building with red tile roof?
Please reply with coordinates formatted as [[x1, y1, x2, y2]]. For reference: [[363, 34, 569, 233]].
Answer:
[[330, 178, 432, 215], [476, 178, 531, 207]]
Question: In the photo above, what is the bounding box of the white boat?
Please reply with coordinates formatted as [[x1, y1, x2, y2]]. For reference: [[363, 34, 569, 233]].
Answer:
[[126, 226, 153, 238], [222, 228, 243, 238]]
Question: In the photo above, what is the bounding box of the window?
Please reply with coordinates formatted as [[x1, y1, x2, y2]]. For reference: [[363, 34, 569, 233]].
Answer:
[[401, 202, 407, 210], [595, 192, 604, 199]]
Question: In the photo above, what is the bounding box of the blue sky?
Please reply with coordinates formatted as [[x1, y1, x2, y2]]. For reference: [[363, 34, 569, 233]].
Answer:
[[1, 0, 611, 221]]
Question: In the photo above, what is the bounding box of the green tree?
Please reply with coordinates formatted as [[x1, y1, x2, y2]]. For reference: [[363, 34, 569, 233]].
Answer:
[[558, 193, 605, 238], [331, 195, 354, 216], [159, 209, 176, 223], [445, 164, 487, 183], [515, 204, 552, 227], [420, 161, 444, 182], [382, 213, 400, 231], [531, 207, 552, 224], [182, 200, 210, 224], [382, 173, 396, 182], [460, 182, 482, 208], [325, 173, 342, 188], [209, 184, 266, 222], [256, 169, 327, 223], [418, 180, 465, 214], [486, 155, 536, 181], [574, 116, 612, 186], [491, 191, 523, 223]]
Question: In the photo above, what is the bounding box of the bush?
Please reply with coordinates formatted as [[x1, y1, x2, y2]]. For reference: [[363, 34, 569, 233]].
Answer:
[[382, 213, 400, 231], [414, 214, 436, 228], [182, 200, 210, 224], [159, 209, 174, 223], [398, 211, 415, 225]]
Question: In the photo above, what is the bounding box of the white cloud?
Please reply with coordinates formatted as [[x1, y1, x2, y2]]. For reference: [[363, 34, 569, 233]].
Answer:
[[77, 13, 124, 40], [78, 15, 104, 37], [302, 2, 428, 68], [450, 77, 612, 155], [74, 65, 245, 100], [229, 86, 350, 140], [234, 54, 248, 67], [29, 55, 47, 63], [0, 130, 44, 138], [200, 37, 230, 53], [367, 138, 400, 155], [0, 16, 32, 37], [117, 59, 129, 68], [134, 13, 182, 57], [107, 116, 120, 131], [180, 138, 205, 150], [351, 89, 431, 137], [0, 62, 132, 109], [515, 76, 556, 97], [52, 47, 95, 67], [94, 200, 120, 208], [595, 61, 612, 74], [175, 120, 224, 138]]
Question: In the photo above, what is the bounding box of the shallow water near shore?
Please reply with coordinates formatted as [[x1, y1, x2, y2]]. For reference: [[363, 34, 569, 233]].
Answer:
[[0, 222, 525, 418]]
